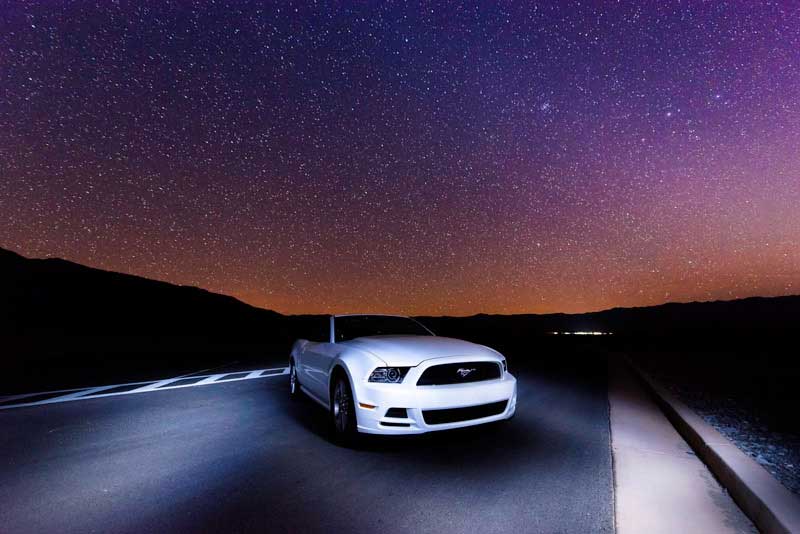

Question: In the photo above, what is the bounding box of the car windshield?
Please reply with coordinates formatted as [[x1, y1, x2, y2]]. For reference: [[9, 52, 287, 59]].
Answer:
[[334, 315, 433, 342]]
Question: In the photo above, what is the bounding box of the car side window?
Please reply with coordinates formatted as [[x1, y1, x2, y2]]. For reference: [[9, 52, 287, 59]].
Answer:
[[307, 316, 330, 343]]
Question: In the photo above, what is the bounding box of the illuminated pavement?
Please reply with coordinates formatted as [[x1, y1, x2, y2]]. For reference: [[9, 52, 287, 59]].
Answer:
[[0, 359, 613, 533]]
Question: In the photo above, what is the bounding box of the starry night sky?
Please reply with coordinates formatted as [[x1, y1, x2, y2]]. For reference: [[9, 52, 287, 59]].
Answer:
[[1, 2, 799, 315]]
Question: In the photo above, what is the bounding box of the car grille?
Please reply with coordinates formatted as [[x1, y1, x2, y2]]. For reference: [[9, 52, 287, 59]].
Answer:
[[422, 400, 508, 425], [416, 361, 502, 386]]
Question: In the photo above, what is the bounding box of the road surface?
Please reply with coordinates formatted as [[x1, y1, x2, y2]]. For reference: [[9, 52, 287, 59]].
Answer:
[[0, 357, 613, 533]]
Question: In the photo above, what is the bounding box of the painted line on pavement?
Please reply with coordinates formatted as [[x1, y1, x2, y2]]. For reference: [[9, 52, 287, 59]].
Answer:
[[171, 361, 240, 379], [0, 367, 289, 411], [0, 361, 241, 404]]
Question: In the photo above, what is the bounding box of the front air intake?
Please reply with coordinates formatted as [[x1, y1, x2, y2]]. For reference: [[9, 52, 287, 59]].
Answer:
[[422, 400, 508, 425]]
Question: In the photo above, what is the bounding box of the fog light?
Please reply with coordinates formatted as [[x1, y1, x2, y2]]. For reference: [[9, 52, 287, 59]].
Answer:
[[385, 407, 408, 418]]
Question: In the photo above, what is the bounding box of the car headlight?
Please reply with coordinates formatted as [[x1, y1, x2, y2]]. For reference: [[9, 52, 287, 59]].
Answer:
[[368, 367, 410, 383]]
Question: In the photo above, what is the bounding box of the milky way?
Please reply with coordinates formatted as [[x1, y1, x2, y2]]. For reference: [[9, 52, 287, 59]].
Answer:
[[1, 2, 799, 315]]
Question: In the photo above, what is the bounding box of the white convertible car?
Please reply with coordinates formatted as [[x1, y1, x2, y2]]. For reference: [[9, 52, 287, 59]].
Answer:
[[289, 314, 517, 442]]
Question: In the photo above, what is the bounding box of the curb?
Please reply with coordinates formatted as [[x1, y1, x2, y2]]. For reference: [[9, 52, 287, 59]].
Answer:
[[627, 361, 800, 534]]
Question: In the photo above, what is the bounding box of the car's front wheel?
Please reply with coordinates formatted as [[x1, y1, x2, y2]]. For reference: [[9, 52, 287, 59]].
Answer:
[[331, 375, 358, 445]]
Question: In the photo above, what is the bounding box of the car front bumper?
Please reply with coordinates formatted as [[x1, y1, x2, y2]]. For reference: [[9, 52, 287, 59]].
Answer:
[[353, 371, 517, 435]]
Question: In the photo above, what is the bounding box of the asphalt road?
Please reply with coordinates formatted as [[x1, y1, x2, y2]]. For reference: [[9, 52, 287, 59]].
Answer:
[[0, 357, 613, 534]]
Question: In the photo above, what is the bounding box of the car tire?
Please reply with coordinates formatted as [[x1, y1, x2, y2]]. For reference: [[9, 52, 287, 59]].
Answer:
[[330, 375, 358, 446], [289, 361, 301, 399]]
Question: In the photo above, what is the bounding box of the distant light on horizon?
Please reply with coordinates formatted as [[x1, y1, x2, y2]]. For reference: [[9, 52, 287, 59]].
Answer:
[[549, 332, 613, 336]]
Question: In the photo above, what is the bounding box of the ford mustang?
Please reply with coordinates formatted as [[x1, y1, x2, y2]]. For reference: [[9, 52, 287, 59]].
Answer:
[[289, 314, 517, 443]]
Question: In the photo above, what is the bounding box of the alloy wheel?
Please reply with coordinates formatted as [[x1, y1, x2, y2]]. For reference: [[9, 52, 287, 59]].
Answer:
[[333, 380, 351, 434]]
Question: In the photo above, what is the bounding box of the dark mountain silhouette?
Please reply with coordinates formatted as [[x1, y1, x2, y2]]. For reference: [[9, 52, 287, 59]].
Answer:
[[0, 247, 286, 338], [2, 246, 798, 341], [1, 246, 797, 392], [0, 247, 327, 392], [420, 294, 800, 340]]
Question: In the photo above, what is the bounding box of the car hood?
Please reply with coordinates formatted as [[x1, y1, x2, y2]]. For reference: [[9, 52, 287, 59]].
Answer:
[[341, 335, 501, 367]]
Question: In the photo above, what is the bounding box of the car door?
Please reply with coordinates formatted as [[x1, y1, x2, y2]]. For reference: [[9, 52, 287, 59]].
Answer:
[[301, 316, 336, 401], [303, 342, 337, 401]]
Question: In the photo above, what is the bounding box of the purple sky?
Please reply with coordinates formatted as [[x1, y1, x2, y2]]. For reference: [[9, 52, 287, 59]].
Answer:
[[1, 1, 799, 314]]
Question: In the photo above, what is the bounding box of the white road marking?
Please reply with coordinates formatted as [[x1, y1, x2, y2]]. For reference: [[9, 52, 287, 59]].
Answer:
[[0, 386, 89, 404], [258, 368, 290, 377], [132, 378, 185, 392], [171, 361, 240, 379], [195, 374, 227, 385], [48, 385, 124, 401], [0, 367, 289, 411], [0, 361, 242, 404]]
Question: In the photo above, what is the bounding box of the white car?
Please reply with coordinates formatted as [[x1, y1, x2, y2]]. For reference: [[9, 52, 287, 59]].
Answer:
[[289, 314, 517, 442]]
